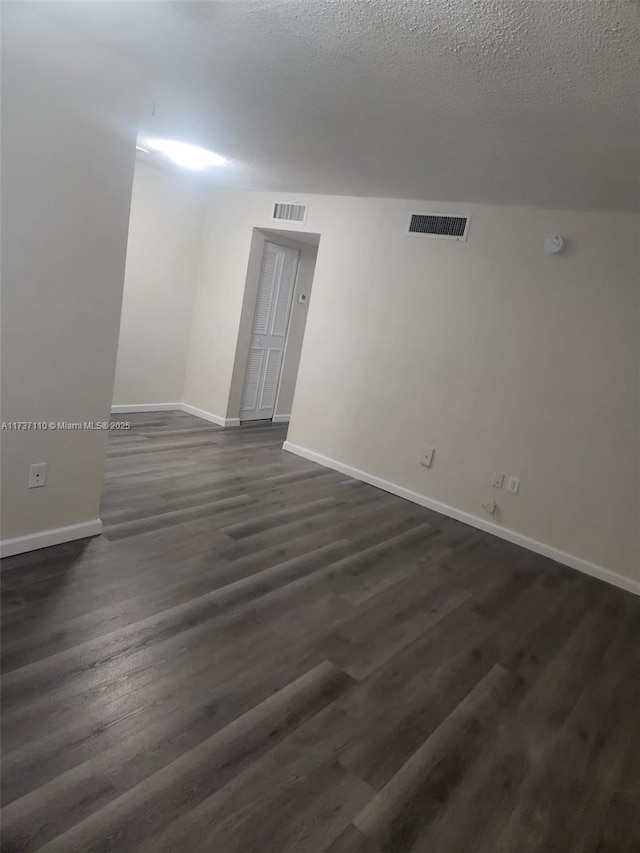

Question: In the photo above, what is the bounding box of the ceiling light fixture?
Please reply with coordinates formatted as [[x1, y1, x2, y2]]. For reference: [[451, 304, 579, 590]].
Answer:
[[141, 138, 226, 170]]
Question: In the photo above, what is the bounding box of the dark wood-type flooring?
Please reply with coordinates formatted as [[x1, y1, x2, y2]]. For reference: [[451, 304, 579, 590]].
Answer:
[[2, 411, 639, 852]]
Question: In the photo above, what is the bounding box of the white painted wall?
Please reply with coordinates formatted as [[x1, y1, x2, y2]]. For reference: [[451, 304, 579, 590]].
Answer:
[[184, 190, 639, 586], [112, 161, 206, 405], [183, 194, 258, 418], [0, 5, 142, 550]]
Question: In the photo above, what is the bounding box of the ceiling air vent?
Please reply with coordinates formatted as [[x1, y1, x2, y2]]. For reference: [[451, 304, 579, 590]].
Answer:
[[273, 202, 307, 224], [408, 213, 470, 241]]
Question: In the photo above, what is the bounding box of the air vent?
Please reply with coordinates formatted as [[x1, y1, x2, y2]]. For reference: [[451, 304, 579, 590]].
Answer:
[[273, 202, 307, 223], [408, 213, 470, 241]]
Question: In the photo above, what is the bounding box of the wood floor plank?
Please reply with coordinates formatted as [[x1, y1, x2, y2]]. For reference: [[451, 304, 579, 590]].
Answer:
[[352, 664, 520, 851], [323, 824, 383, 853], [135, 704, 371, 853], [490, 597, 640, 853], [4, 662, 355, 853], [189, 762, 373, 853], [2, 565, 352, 752], [2, 599, 345, 807]]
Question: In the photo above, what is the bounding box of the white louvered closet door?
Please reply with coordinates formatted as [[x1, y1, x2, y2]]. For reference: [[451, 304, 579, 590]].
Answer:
[[240, 242, 299, 421]]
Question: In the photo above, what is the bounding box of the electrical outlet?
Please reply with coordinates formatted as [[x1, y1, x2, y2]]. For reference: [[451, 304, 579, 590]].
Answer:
[[28, 462, 47, 488], [421, 447, 435, 468], [481, 499, 497, 515], [492, 472, 505, 489], [507, 475, 520, 495]]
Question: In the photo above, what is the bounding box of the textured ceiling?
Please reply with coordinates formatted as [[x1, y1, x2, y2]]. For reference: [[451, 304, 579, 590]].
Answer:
[[30, 0, 640, 211]]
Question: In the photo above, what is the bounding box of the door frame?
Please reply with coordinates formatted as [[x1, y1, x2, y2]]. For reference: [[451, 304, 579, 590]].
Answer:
[[226, 227, 320, 424], [239, 240, 300, 422]]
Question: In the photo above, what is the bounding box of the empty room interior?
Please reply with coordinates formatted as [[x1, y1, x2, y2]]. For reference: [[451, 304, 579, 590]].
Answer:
[[1, 1, 639, 851]]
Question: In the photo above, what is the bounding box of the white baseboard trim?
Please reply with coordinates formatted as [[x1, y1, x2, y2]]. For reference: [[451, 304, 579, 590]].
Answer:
[[111, 403, 182, 413], [283, 441, 640, 597], [179, 403, 240, 428], [272, 414, 291, 424], [110, 403, 240, 427], [0, 519, 103, 559]]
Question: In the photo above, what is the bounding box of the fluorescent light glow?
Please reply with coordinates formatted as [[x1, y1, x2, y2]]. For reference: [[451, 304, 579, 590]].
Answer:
[[142, 138, 226, 170]]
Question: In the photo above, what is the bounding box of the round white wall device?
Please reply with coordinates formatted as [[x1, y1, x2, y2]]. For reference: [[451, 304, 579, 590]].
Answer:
[[544, 235, 564, 254]]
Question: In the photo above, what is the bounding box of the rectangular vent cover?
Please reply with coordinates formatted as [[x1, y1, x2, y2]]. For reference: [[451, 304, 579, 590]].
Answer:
[[273, 202, 307, 223], [408, 213, 470, 240]]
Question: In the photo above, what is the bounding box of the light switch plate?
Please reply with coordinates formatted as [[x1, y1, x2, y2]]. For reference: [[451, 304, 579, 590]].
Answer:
[[507, 475, 520, 494], [29, 462, 47, 488], [482, 499, 497, 515], [421, 447, 435, 468]]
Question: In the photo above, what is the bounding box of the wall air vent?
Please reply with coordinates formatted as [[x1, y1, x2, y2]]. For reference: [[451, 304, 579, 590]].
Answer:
[[408, 213, 470, 241], [273, 202, 308, 224]]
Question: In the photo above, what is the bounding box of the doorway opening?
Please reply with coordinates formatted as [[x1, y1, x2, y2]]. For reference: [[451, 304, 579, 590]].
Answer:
[[228, 228, 320, 429], [240, 241, 300, 421]]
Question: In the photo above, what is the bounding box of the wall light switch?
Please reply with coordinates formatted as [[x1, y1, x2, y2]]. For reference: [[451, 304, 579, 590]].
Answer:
[[507, 475, 520, 494], [492, 472, 505, 489]]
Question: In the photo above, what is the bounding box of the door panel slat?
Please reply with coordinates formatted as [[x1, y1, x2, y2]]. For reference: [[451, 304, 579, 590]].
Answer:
[[271, 254, 297, 336], [241, 347, 265, 411], [253, 249, 280, 335], [260, 348, 284, 409]]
